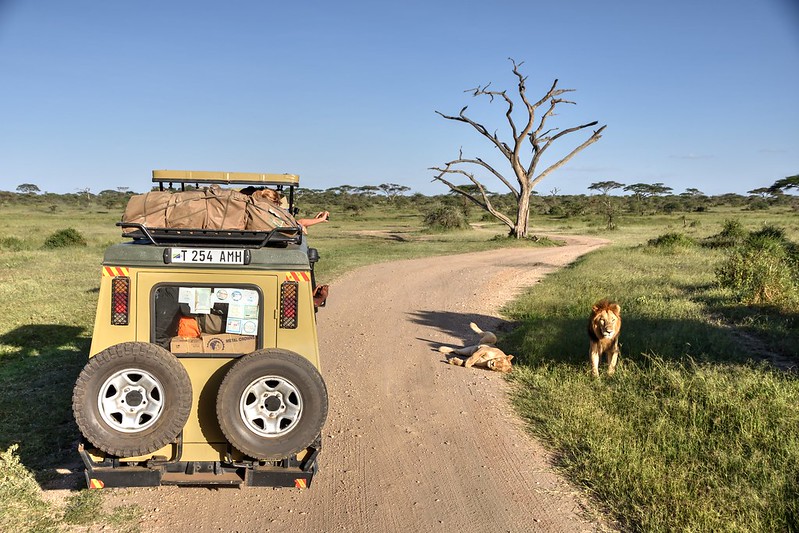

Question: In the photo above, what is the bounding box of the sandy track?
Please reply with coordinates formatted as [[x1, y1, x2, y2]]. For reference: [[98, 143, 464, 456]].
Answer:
[[93, 235, 609, 532]]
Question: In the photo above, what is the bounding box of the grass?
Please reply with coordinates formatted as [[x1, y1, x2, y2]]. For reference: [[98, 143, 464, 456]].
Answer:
[[502, 219, 799, 532], [511, 360, 799, 532], [1, 201, 798, 531], [0, 445, 59, 532]]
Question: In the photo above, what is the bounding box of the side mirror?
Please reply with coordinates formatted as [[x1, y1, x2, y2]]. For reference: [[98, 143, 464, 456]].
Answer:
[[307, 247, 320, 264]]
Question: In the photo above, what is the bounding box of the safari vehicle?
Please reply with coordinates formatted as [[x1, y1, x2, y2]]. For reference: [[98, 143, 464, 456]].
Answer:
[[72, 170, 328, 489]]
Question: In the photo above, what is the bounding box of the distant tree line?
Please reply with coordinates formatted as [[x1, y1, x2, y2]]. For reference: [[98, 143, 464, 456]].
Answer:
[[3, 178, 797, 226]]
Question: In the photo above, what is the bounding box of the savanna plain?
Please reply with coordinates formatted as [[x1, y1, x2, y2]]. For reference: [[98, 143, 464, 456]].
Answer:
[[1, 193, 798, 532]]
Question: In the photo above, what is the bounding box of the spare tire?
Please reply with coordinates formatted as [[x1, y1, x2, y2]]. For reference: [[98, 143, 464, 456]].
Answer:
[[216, 349, 328, 460], [72, 342, 192, 457]]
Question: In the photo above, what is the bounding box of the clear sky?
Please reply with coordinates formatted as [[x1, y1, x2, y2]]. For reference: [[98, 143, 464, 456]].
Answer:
[[1, 0, 797, 196]]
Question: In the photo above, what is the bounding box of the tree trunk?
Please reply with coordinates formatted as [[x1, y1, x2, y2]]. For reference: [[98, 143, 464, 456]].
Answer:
[[513, 193, 531, 238]]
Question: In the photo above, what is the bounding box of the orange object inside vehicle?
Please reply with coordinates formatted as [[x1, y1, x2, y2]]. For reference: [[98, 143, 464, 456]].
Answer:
[[177, 316, 201, 338]]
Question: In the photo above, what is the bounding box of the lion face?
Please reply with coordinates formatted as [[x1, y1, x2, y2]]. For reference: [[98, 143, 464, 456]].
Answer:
[[591, 301, 621, 341], [486, 354, 514, 374]]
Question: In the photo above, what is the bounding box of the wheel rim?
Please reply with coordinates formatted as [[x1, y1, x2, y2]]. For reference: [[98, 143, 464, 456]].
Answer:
[[239, 375, 303, 438], [97, 368, 165, 433]]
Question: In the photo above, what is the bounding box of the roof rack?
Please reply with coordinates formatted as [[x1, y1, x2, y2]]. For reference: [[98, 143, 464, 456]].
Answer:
[[152, 170, 299, 187], [151, 169, 300, 210], [118, 222, 302, 248]]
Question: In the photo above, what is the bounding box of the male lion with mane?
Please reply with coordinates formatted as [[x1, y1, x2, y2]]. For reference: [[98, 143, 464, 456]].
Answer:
[[588, 299, 621, 377]]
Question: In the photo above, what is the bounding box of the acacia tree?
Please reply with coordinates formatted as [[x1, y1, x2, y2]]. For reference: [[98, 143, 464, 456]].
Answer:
[[431, 59, 605, 238], [769, 174, 799, 192], [624, 182, 673, 214], [378, 183, 411, 201], [588, 180, 624, 229], [16, 183, 41, 194]]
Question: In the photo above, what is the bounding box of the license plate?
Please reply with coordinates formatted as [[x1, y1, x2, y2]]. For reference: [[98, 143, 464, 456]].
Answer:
[[167, 248, 247, 265]]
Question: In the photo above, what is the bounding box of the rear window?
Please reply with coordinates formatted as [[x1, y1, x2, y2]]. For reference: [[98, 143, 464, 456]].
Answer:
[[152, 285, 262, 355]]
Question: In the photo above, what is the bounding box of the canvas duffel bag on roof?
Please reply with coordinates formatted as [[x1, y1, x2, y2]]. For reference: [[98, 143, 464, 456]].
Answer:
[[122, 187, 298, 232], [120, 191, 171, 233], [205, 186, 249, 230], [165, 190, 208, 229], [245, 194, 297, 231]]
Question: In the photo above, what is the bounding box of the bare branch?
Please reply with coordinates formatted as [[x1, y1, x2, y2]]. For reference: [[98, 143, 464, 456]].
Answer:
[[435, 108, 513, 160], [430, 156, 519, 197], [531, 125, 607, 188], [429, 164, 516, 230], [474, 157, 519, 196]]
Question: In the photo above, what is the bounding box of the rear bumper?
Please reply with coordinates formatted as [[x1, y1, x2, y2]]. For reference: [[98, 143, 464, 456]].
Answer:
[[79, 439, 319, 489]]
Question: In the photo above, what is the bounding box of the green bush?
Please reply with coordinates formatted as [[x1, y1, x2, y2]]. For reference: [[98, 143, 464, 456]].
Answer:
[[716, 225, 799, 304], [422, 204, 469, 231], [704, 219, 748, 248], [42, 228, 87, 248], [647, 232, 696, 248], [0, 236, 26, 251]]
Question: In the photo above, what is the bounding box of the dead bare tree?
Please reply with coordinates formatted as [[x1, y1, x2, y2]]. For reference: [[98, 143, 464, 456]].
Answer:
[[431, 59, 606, 238]]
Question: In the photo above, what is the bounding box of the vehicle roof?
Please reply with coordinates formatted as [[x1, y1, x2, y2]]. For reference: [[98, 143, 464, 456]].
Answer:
[[152, 170, 300, 187]]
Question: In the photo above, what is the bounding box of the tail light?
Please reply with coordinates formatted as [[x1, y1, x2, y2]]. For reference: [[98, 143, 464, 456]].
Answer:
[[111, 277, 130, 326], [280, 281, 298, 329]]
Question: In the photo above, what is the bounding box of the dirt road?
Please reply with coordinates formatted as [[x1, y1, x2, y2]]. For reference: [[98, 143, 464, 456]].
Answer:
[[98, 235, 609, 532]]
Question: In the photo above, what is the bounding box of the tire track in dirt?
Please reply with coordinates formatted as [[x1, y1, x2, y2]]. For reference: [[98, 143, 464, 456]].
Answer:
[[85, 236, 611, 532]]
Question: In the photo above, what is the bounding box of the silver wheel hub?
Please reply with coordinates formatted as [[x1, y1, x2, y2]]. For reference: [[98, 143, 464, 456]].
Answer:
[[240, 376, 302, 438], [98, 368, 164, 433]]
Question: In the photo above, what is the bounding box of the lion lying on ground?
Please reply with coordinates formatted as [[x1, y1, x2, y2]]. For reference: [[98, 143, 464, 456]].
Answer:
[[588, 299, 621, 377], [438, 323, 514, 373]]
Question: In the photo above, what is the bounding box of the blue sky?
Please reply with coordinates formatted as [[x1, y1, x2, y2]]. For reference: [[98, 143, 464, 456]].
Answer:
[[1, 0, 797, 196]]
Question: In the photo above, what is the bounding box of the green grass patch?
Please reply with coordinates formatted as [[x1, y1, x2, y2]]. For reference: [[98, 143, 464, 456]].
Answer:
[[62, 489, 141, 532], [0, 445, 58, 532], [511, 359, 799, 532], [504, 230, 799, 531]]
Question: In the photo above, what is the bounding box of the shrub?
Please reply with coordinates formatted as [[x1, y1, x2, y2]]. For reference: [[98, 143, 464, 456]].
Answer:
[[647, 232, 696, 248], [0, 236, 26, 251], [42, 228, 87, 249], [703, 219, 748, 248], [716, 225, 799, 304], [422, 204, 469, 231]]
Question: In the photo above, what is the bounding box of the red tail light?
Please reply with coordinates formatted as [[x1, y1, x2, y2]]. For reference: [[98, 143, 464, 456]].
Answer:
[[280, 281, 298, 329], [111, 277, 130, 326]]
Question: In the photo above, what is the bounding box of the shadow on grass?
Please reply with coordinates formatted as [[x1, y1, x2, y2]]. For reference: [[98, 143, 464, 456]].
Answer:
[[408, 289, 797, 372], [502, 312, 793, 370], [687, 287, 799, 363], [0, 324, 89, 478]]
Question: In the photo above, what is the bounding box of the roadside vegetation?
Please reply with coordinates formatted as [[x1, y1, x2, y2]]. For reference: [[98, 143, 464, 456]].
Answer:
[[0, 185, 798, 531], [504, 219, 799, 532]]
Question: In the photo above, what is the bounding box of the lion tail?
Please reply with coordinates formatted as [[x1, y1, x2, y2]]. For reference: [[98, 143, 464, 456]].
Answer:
[[438, 346, 454, 354]]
